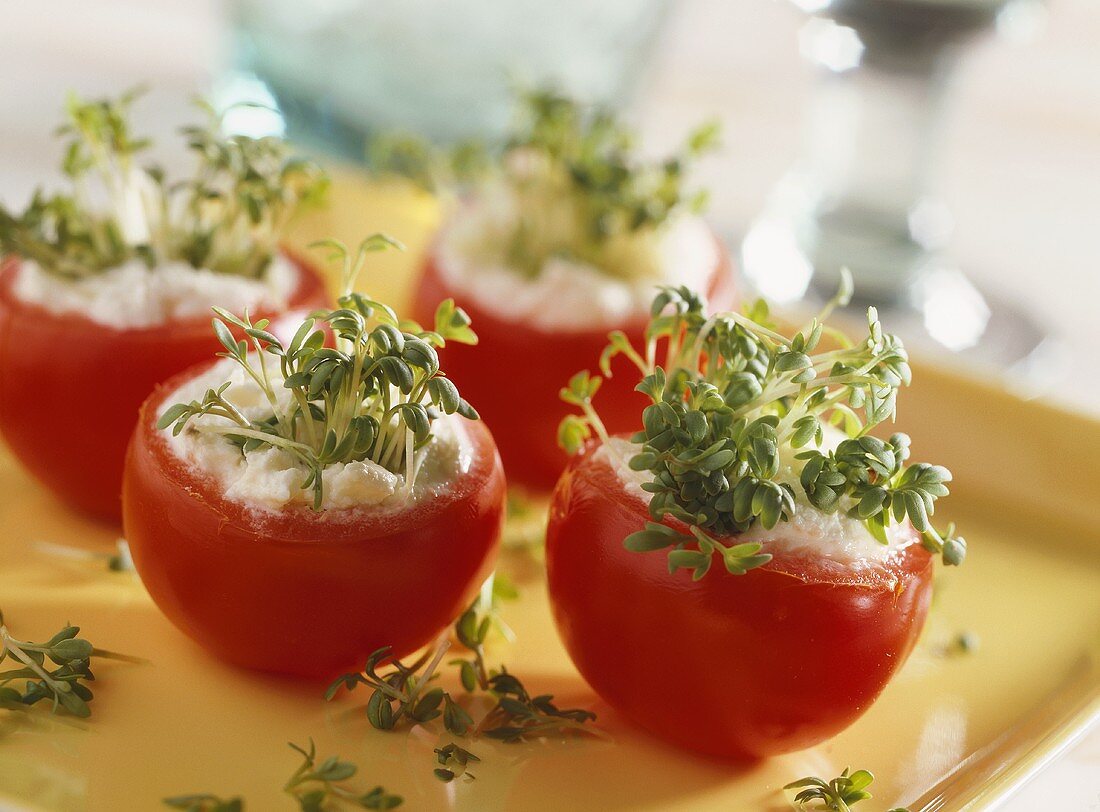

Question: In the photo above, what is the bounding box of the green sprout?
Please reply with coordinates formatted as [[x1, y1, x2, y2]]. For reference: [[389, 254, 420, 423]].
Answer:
[[163, 794, 243, 812], [325, 592, 597, 744], [157, 235, 479, 510], [560, 273, 965, 577], [0, 609, 137, 718], [785, 767, 909, 812], [0, 88, 327, 281], [369, 86, 719, 281], [284, 739, 402, 810], [433, 743, 481, 783]]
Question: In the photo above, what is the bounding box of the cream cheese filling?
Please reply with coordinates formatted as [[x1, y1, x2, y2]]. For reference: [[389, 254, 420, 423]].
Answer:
[[160, 358, 473, 514], [13, 254, 297, 329], [435, 193, 719, 331], [598, 434, 912, 567]]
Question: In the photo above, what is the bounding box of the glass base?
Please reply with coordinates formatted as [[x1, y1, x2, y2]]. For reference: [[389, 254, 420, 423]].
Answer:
[[871, 269, 1062, 393], [737, 222, 1060, 393]]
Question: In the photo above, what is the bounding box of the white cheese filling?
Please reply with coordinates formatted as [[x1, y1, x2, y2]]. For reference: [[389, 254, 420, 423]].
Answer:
[[435, 193, 719, 331], [12, 254, 298, 330], [599, 433, 912, 567], [159, 358, 473, 513]]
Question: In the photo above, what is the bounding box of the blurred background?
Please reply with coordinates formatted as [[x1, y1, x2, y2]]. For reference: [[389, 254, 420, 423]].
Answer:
[[3, 0, 1099, 411], [1, 0, 1097, 806]]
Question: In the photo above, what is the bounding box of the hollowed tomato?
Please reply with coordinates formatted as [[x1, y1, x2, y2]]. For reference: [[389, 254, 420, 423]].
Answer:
[[545, 440, 934, 759], [410, 239, 735, 491], [0, 252, 327, 522], [122, 366, 507, 678]]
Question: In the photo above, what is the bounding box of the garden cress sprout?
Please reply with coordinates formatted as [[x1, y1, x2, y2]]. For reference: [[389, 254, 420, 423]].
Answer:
[[0, 609, 136, 718], [325, 594, 599, 745], [786, 767, 909, 812], [560, 272, 966, 579], [0, 88, 327, 281], [372, 87, 720, 282], [158, 234, 480, 509]]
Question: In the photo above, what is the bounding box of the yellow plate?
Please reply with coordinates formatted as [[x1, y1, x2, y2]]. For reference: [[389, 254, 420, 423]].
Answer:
[[0, 175, 1097, 811]]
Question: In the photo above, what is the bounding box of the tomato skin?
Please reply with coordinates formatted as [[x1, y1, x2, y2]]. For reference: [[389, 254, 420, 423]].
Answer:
[[0, 252, 327, 522], [410, 239, 735, 491], [545, 441, 934, 759], [121, 365, 506, 678]]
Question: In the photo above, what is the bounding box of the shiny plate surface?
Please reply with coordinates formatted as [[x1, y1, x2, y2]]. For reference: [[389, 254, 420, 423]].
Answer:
[[0, 176, 1096, 811]]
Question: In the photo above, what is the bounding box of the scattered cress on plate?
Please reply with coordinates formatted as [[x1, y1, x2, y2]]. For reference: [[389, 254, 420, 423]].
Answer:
[[123, 236, 506, 678], [547, 276, 966, 759], [404, 89, 736, 490], [0, 89, 328, 521]]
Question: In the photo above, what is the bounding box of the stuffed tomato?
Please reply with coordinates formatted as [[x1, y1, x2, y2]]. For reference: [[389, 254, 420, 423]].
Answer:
[[124, 368, 504, 678], [123, 236, 505, 678], [412, 234, 734, 491], [405, 88, 733, 490], [0, 252, 325, 520], [547, 439, 933, 758], [0, 89, 328, 521], [548, 283, 965, 759]]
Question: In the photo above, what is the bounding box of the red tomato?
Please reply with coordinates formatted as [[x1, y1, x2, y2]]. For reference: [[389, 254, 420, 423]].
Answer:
[[0, 252, 327, 522], [410, 239, 735, 491], [122, 365, 507, 678], [545, 440, 934, 759]]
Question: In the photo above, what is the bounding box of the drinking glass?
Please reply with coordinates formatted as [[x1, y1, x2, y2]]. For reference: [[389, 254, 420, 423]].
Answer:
[[740, 0, 1048, 366], [221, 0, 671, 158]]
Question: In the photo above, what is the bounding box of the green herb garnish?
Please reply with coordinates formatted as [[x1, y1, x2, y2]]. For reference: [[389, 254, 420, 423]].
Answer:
[[371, 86, 718, 281], [284, 739, 402, 810], [163, 794, 244, 812], [476, 669, 597, 743], [0, 609, 136, 718], [500, 88, 718, 265], [164, 741, 401, 811], [0, 88, 327, 281], [433, 743, 480, 783], [323, 641, 469, 735], [785, 767, 909, 811], [450, 574, 519, 691], [158, 235, 479, 510], [560, 274, 965, 577], [368, 131, 488, 195], [326, 592, 597, 744]]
